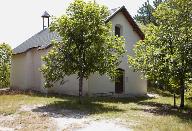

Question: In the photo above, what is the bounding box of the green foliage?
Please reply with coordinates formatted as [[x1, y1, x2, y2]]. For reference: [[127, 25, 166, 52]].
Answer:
[[186, 81, 192, 99], [0, 43, 12, 88], [129, 0, 192, 107], [134, 0, 165, 25], [41, 0, 125, 89]]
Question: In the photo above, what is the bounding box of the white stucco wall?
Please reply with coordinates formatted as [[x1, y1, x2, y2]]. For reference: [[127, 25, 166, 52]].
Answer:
[[11, 48, 46, 92], [40, 48, 88, 96], [88, 12, 147, 96], [11, 53, 28, 89], [11, 47, 88, 95], [49, 75, 88, 96], [88, 73, 115, 95]]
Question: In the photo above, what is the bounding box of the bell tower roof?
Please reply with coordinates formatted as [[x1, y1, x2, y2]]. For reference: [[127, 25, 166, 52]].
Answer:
[[41, 11, 50, 18]]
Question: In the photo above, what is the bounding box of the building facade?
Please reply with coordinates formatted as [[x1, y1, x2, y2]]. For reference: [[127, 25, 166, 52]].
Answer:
[[11, 6, 147, 96]]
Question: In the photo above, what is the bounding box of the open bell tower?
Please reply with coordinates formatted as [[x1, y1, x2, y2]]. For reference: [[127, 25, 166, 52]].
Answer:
[[41, 11, 50, 30]]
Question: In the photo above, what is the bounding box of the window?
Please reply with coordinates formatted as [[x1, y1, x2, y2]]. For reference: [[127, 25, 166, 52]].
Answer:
[[115, 26, 121, 37]]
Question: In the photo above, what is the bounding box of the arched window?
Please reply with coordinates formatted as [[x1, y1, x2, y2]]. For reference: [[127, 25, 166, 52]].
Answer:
[[115, 68, 124, 93], [115, 25, 122, 37]]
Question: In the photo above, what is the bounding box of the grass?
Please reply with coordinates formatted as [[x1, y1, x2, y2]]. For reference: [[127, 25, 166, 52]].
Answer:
[[0, 89, 192, 131], [0, 93, 60, 115]]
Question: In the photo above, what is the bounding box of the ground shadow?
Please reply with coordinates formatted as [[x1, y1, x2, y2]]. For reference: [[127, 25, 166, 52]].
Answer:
[[147, 86, 174, 97], [2, 88, 151, 104], [0, 88, 46, 96], [89, 96, 152, 104], [132, 101, 192, 123], [32, 98, 125, 118]]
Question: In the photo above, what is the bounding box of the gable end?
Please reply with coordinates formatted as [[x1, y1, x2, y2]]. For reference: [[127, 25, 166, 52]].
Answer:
[[106, 6, 144, 40]]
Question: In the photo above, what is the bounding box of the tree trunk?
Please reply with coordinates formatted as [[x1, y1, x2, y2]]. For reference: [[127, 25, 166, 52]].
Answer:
[[180, 77, 185, 108], [79, 75, 83, 104]]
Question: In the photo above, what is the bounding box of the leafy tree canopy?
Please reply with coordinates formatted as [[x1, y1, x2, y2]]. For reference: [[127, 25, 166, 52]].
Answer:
[[41, 0, 125, 99], [129, 0, 192, 108], [134, 0, 165, 26], [0, 43, 12, 88]]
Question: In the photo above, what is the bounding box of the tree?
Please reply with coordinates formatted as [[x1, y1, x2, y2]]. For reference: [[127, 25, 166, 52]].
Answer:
[[134, 0, 165, 25], [0, 43, 12, 88], [41, 0, 125, 102], [129, 0, 192, 108]]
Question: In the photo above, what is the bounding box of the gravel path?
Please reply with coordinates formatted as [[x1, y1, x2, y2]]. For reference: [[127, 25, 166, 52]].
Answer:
[[76, 120, 131, 131]]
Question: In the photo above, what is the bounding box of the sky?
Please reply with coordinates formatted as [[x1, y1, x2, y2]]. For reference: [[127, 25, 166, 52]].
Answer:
[[0, 0, 147, 48]]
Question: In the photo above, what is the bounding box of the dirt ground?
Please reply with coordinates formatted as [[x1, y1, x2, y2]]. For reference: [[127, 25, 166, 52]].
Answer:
[[0, 104, 131, 131], [1, 89, 192, 131]]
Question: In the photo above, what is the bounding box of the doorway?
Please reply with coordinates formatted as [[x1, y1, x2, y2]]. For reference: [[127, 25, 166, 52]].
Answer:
[[115, 68, 124, 93]]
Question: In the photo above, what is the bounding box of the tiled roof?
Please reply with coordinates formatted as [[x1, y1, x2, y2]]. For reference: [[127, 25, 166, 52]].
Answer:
[[13, 28, 61, 54], [13, 6, 144, 55]]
